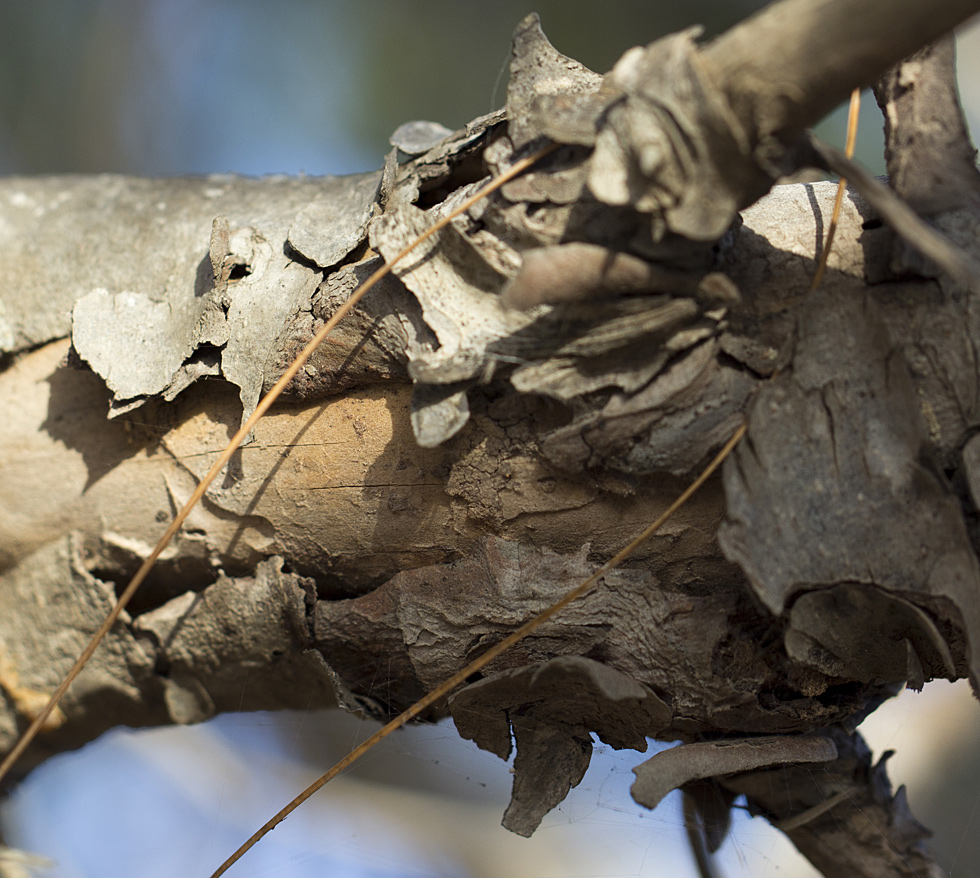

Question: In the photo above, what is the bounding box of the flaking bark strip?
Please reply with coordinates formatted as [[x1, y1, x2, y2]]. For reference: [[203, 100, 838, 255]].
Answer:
[[631, 734, 838, 811]]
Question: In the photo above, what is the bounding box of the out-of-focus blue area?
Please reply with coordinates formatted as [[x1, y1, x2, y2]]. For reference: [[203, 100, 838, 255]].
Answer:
[[116, 0, 369, 176], [2, 1, 977, 179], [1, 0, 376, 176], [2, 712, 817, 878], [0, 0, 805, 179]]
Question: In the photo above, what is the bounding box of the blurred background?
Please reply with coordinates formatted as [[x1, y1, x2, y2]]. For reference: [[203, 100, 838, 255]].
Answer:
[[2, 1, 980, 876], [11, 0, 980, 179]]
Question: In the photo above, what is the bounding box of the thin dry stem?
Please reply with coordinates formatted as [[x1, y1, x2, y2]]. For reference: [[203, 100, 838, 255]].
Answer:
[[810, 88, 861, 291]]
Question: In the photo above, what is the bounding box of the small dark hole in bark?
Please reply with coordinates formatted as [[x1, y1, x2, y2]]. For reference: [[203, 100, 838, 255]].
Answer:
[[228, 263, 250, 281], [415, 148, 491, 209], [862, 218, 883, 230]]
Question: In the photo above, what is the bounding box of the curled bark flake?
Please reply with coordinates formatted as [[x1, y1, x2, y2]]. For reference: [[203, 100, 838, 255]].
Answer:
[[286, 171, 384, 270], [311, 537, 874, 741], [134, 557, 330, 725], [505, 14, 604, 151], [369, 190, 536, 445], [785, 585, 957, 690], [631, 733, 838, 812], [450, 655, 671, 836], [371, 186, 734, 452], [268, 255, 426, 401], [0, 535, 160, 783], [391, 110, 506, 206], [587, 29, 754, 243], [541, 339, 755, 476], [371, 188, 529, 384], [506, 296, 702, 400], [389, 120, 455, 157], [500, 241, 738, 310], [69, 172, 385, 423]]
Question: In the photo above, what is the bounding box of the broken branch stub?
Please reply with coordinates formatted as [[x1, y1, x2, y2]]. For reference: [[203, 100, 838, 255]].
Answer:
[[720, 728, 945, 878]]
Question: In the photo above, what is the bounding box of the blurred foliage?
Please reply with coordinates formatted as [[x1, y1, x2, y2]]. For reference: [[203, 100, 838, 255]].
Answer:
[[21, 1, 980, 178]]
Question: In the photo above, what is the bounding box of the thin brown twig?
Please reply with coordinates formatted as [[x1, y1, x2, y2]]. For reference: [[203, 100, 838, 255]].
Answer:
[[810, 88, 861, 291]]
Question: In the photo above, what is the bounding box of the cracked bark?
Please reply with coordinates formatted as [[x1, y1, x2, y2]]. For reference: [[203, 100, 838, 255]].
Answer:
[[3, 1, 980, 875]]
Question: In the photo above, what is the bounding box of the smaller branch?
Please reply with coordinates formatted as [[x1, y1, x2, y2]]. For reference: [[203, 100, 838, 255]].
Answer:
[[722, 729, 945, 878], [702, 0, 980, 153], [874, 35, 980, 214]]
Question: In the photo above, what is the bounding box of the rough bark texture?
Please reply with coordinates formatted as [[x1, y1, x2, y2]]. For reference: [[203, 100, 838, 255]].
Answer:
[[720, 728, 945, 878], [3, 2, 980, 875]]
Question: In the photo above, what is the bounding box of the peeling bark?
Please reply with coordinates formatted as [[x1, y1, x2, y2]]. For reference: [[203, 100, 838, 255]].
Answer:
[[721, 728, 945, 878], [3, 2, 980, 875]]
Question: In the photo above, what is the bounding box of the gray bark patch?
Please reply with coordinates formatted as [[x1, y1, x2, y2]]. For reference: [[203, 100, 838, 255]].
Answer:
[[719, 287, 980, 690]]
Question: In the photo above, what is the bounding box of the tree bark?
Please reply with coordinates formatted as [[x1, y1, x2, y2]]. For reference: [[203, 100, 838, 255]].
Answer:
[[3, 2, 980, 875]]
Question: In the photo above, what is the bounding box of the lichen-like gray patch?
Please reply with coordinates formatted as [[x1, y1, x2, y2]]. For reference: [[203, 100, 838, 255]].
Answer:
[[286, 171, 382, 269], [68, 173, 383, 421], [390, 120, 455, 155]]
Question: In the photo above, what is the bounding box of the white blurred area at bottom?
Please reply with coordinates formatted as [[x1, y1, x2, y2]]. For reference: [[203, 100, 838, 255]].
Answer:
[[3, 678, 978, 878], [2, 709, 814, 878]]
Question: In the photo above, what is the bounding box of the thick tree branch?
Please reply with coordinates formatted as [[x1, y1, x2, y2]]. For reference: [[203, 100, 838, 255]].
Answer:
[[3, 4, 980, 875]]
